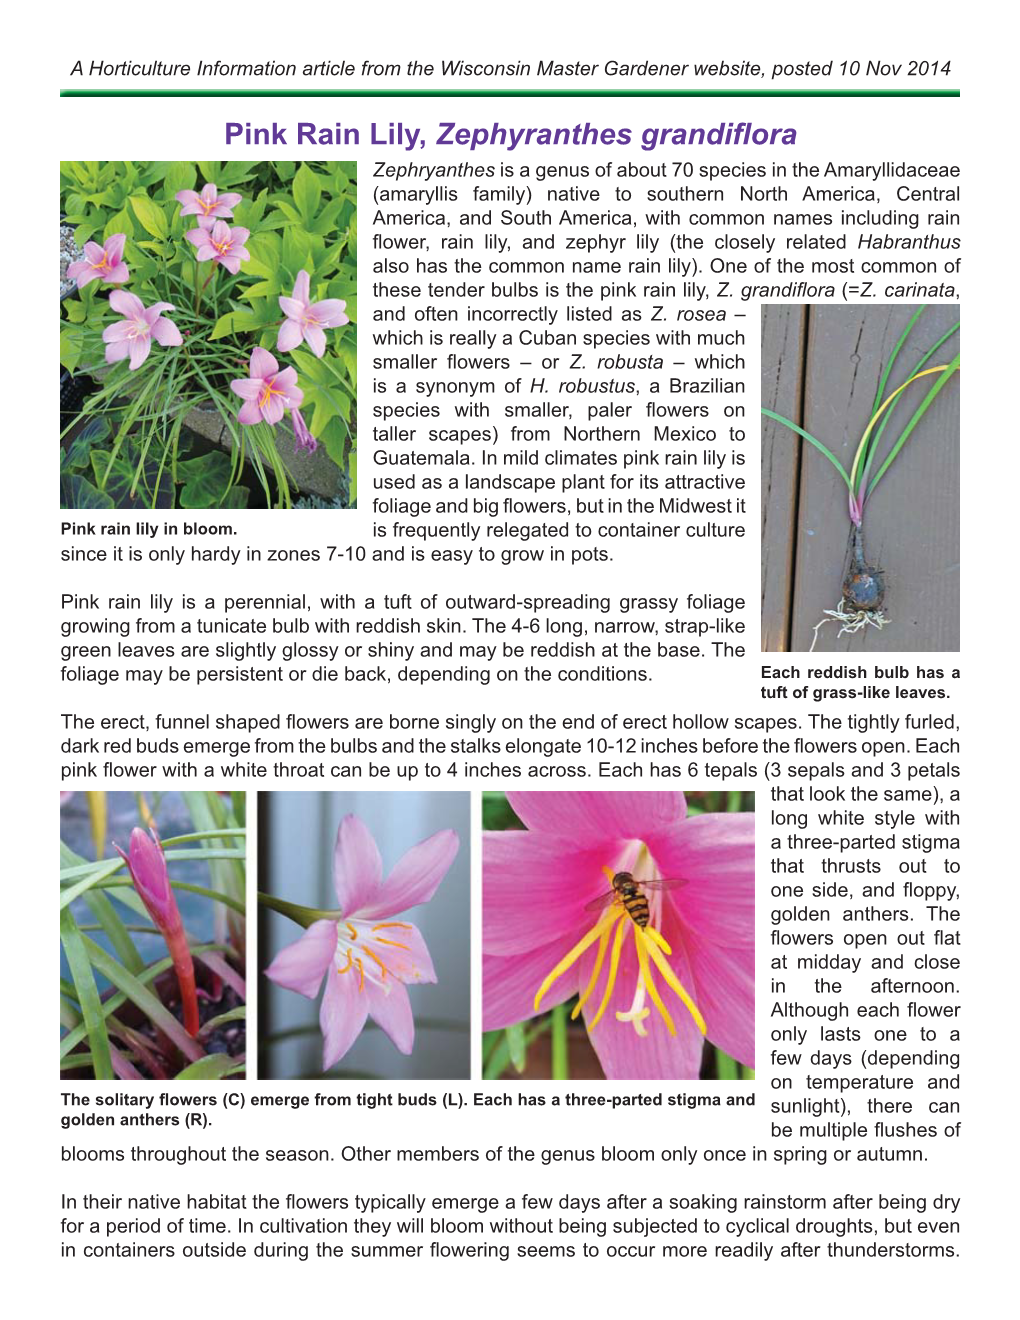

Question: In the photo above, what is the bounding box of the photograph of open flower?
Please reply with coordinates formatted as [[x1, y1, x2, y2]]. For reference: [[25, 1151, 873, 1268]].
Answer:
[[60, 791, 247, 1080], [60, 161, 357, 510], [482, 791, 754, 1082], [258, 792, 470, 1080]]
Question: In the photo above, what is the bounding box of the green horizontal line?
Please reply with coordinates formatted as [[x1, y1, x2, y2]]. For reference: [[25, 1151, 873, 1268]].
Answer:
[[60, 87, 960, 98]]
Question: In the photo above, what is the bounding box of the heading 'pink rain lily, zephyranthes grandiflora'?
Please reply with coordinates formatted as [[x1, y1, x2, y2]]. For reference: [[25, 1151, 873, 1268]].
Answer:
[[186, 219, 251, 274], [230, 347, 304, 426], [277, 269, 349, 358], [114, 827, 200, 1037], [66, 233, 129, 289], [265, 815, 459, 1070], [482, 792, 754, 1080], [102, 291, 182, 370], [176, 182, 242, 221]]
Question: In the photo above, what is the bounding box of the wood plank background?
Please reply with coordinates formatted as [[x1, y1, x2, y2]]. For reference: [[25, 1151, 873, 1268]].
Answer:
[[760, 304, 960, 653]]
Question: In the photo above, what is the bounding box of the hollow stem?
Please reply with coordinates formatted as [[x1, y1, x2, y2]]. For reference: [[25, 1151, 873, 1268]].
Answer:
[[256, 892, 341, 928], [165, 928, 200, 1037], [550, 1004, 570, 1080]]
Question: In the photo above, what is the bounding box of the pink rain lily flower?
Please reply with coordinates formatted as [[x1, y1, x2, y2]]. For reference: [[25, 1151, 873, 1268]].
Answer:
[[66, 233, 129, 289], [291, 407, 318, 454], [266, 815, 459, 1070], [186, 219, 250, 274], [231, 347, 304, 426], [102, 291, 182, 370], [176, 182, 242, 221], [277, 269, 349, 358], [483, 792, 754, 1081]]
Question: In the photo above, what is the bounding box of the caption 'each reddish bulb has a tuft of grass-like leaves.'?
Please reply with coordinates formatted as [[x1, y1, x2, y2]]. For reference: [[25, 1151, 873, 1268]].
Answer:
[[114, 828, 201, 1037]]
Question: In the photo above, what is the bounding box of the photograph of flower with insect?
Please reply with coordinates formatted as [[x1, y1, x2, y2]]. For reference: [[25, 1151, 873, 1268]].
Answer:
[[60, 791, 247, 1080], [258, 792, 470, 1081], [761, 304, 959, 652], [482, 791, 754, 1082], [60, 161, 357, 510]]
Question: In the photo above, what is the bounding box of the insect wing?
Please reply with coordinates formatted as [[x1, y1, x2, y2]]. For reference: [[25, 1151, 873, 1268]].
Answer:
[[583, 890, 620, 914], [638, 877, 689, 894]]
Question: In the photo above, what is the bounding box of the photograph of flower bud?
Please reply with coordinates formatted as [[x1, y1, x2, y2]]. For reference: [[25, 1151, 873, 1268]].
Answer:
[[258, 792, 470, 1080], [60, 161, 357, 510], [60, 791, 247, 1080], [482, 791, 754, 1081]]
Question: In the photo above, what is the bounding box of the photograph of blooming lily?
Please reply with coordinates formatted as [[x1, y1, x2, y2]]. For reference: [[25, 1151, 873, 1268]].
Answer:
[[59, 161, 357, 510], [258, 792, 470, 1080], [60, 791, 247, 1080], [482, 791, 754, 1081]]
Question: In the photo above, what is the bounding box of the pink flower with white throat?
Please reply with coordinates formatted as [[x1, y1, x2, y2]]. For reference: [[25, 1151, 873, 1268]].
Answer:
[[176, 182, 242, 221], [66, 233, 129, 289], [277, 270, 348, 358], [230, 347, 304, 426], [265, 815, 459, 1070], [483, 792, 754, 1081], [186, 219, 250, 274], [102, 291, 182, 370]]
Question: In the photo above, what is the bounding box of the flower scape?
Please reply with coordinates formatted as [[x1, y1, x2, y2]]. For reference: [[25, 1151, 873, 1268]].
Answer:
[[59, 161, 357, 509], [482, 791, 754, 1081], [263, 815, 460, 1072]]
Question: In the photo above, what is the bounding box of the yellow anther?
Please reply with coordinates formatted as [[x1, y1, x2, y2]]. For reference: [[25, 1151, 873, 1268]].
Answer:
[[571, 915, 617, 1020], [587, 915, 630, 1031], [643, 938, 706, 1035], [634, 930, 676, 1037], [533, 907, 619, 1014], [361, 946, 389, 980]]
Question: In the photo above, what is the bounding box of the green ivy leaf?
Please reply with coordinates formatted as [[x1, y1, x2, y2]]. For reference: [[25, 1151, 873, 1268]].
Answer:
[[177, 451, 236, 508], [60, 325, 83, 372], [104, 207, 135, 241], [210, 313, 238, 340], [293, 164, 323, 225], [129, 193, 170, 240], [282, 225, 312, 277], [164, 161, 196, 201]]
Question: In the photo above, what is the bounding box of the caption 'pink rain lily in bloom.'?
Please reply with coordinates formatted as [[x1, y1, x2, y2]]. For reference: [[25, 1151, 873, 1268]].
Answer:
[[102, 291, 182, 370], [66, 233, 129, 289], [176, 182, 242, 221], [482, 792, 754, 1081], [114, 827, 200, 1037], [277, 269, 349, 358], [265, 815, 459, 1070], [186, 219, 251, 274], [231, 347, 304, 426]]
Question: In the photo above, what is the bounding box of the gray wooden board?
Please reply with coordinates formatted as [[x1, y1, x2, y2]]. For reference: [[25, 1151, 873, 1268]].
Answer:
[[760, 304, 960, 652]]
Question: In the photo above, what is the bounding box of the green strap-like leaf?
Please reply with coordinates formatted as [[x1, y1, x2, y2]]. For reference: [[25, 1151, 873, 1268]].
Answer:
[[760, 408, 853, 489], [80, 936, 205, 1062], [867, 355, 960, 498], [60, 908, 114, 1080], [175, 1054, 237, 1080]]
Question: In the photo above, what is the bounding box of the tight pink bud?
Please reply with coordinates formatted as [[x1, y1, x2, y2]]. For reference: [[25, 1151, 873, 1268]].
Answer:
[[116, 828, 179, 931], [115, 828, 200, 1037]]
